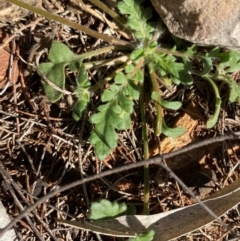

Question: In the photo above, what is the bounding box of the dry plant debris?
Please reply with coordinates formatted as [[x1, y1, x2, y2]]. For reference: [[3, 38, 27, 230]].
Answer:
[[0, 0, 40, 23], [0, 29, 11, 89], [0, 0, 239, 241]]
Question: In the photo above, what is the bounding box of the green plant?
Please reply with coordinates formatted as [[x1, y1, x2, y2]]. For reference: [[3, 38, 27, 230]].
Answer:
[[38, 0, 189, 161], [36, 0, 240, 156], [36, 0, 240, 216], [3, 1, 240, 240], [56, 198, 155, 240], [88, 199, 155, 241], [32, 0, 240, 235]]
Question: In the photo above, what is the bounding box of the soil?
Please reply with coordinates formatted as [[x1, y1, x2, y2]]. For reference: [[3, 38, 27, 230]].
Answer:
[[0, 0, 240, 241]]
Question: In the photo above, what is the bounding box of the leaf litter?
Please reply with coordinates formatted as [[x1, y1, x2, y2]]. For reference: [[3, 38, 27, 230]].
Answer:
[[0, 0, 239, 241]]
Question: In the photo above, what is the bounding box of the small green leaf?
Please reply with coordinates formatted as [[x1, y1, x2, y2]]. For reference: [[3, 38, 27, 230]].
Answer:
[[48, 41, 76, 64], [151, 91, 159, 102], [131, 48, 144, 60], [125, 64, 135, 74], [38, 62, 66, 102], [71, 65, 90, 121], [162, 120, 186, 138], [115, 72, 127, 84], [186, 44, 197, 55], [160, 99, 182, 110], [135, 69, 144, 83], [102, 89, 117, 102], [119, 94, 134, 112], [203, 77, 222, 128], [76, 64, 89, 87], [207, 47, 220, 57], [152, 53, 192, 85], [151, 92, 182, 110], [217, 75, 240, 103], [72, 99, 88, 121], [226, 51, 240, 72], [217, 51, 240, 73], [38, 41, 85, 103], [166, 61, 192, 85], [227, 76, 240, 103], [130, 230, 155, 241], [88, 199, 127, 220], [128, 80, 140, 99], [182, 56, 192, 72], [90, 121, 118, 160]]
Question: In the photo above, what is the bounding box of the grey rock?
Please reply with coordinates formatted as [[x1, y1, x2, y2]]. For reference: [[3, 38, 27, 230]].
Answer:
[[0, 201, 16, 241], [150, 0, 240, 48]]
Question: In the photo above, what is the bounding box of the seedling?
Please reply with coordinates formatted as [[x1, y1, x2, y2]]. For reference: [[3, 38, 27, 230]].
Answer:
[[11, 0, 237, 161], [57, 199, 155, 241], [36, 0, 240, 218], [9, 0, 240, 239]]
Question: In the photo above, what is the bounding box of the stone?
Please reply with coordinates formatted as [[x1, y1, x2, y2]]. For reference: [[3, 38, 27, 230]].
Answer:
[[150, 0, 240, 49]]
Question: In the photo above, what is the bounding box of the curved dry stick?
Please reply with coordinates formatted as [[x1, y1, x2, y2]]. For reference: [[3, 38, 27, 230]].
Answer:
[[0, 132, 240, 237]]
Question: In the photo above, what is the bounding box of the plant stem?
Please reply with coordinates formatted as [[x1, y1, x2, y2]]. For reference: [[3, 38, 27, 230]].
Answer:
[[139, 68, 150, 215], [8, 0, 134, 48], [149, 68, 162, 136], [81, 45, 129, 60], [156, 46, 216, 60], [203, 76, 222, 128], [155, 47, 190, 58], [88, 0, 127, 28], [84, 55, 129, 70], [89, 58, 132, 92]]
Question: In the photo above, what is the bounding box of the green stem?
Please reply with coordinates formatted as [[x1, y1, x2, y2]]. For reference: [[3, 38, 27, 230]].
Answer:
[[139, 68, 149, 215], [155, 47, 191, 58], [84, 55, 129, 70], [156, 46, 213, 59], [149, 68, 162, 136], [79, 45, 127, 60], [89, 58, 132, 92], [37, 45, 127, 79], [89, 55, 148, 93], [8, 0, 134, 48]]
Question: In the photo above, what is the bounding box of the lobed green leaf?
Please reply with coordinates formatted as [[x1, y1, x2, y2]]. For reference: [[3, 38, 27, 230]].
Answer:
[[72, 99, 88, 121], [118, 0, 154, 40], [151, 94, 182, 110], [89, 199, 127, 220], [227, 77, 240, 103], [90, 70, 139, 160]]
